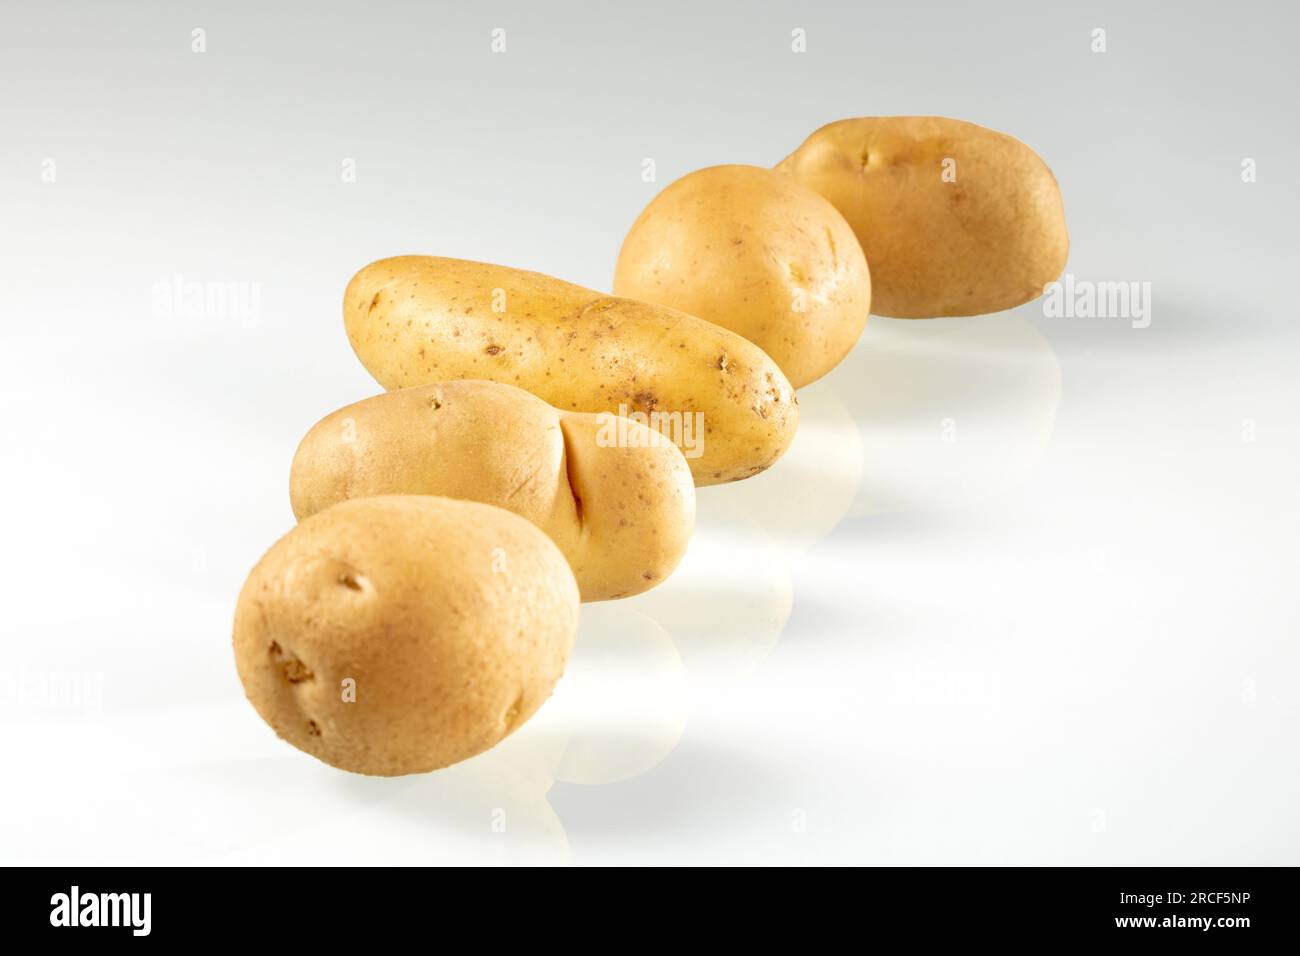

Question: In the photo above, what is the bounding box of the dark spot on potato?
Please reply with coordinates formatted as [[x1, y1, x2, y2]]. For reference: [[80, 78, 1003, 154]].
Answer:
[[338, 571, 363, 591], [428, 396, 442, 410], [485, 344, 503, 356], [307, 720, 321, 737], [368, 292, 382, 312], [282, 658, 313, 684]]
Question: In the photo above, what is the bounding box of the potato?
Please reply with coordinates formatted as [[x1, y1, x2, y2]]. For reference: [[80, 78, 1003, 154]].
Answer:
[[232, 495, 579, 776], [613, 164, 871, 388], [775, 116, 1069, 318], [343, 255, 798, 485], [289, 380, 695, 602]]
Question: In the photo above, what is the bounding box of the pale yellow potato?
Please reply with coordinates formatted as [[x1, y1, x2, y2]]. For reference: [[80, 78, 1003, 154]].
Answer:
[[613, 164, 871, 388], [289, 380, 695, 602], [776, 116, 1069, 318], [232, 495, 580, 777], [343, 256, 798, 485]]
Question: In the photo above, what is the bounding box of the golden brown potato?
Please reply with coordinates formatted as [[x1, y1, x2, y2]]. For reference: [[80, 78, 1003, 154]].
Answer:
[[289, 380, 695, 602], [775, 116, 1069, 318], [232, 495, 579, 776], [613, 164, 871, 388], [343, 256, 798, 485]]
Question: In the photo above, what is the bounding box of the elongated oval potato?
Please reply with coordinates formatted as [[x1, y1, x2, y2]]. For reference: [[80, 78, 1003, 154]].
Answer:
[[289, 380, 695, 602], [343, 256, 798, 485], [233, 495, 579, 776], [776, 116, 1069, 318], [613, 164, 871, 388]]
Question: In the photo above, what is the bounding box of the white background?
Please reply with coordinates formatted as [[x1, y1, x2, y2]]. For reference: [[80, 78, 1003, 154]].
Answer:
[[1, 1, 1297, 864]]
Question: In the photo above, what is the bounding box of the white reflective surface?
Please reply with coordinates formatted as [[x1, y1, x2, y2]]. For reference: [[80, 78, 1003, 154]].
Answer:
[[1, 0, 1297, 865]]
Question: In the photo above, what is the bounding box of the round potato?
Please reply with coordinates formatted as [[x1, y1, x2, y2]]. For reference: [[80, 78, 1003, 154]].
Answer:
[[232, 495, 580, 776], [343, 255, 799, 485], [776, 116, 1069, 318], [613, 164, 871, 388], [289, 380, 695, 602]]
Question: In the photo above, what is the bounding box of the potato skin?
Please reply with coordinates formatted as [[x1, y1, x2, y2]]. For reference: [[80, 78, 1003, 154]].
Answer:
[[343, 256, 798, 485], [232, 495, 579, 776], [776, 116, 1068, 318], [289, 380, 695, 602], [613, 164, 871, 388]]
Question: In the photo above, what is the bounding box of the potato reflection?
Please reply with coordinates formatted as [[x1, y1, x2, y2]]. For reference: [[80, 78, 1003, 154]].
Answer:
[[542, 605, 688, 785], [832, 312, 1061, 515], [709, 383, 864, 550], [627, 500, 794, 676]]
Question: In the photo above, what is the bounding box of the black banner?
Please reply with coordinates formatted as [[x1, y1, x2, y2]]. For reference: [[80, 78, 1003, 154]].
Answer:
[[5, 866, 1295, 942]]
